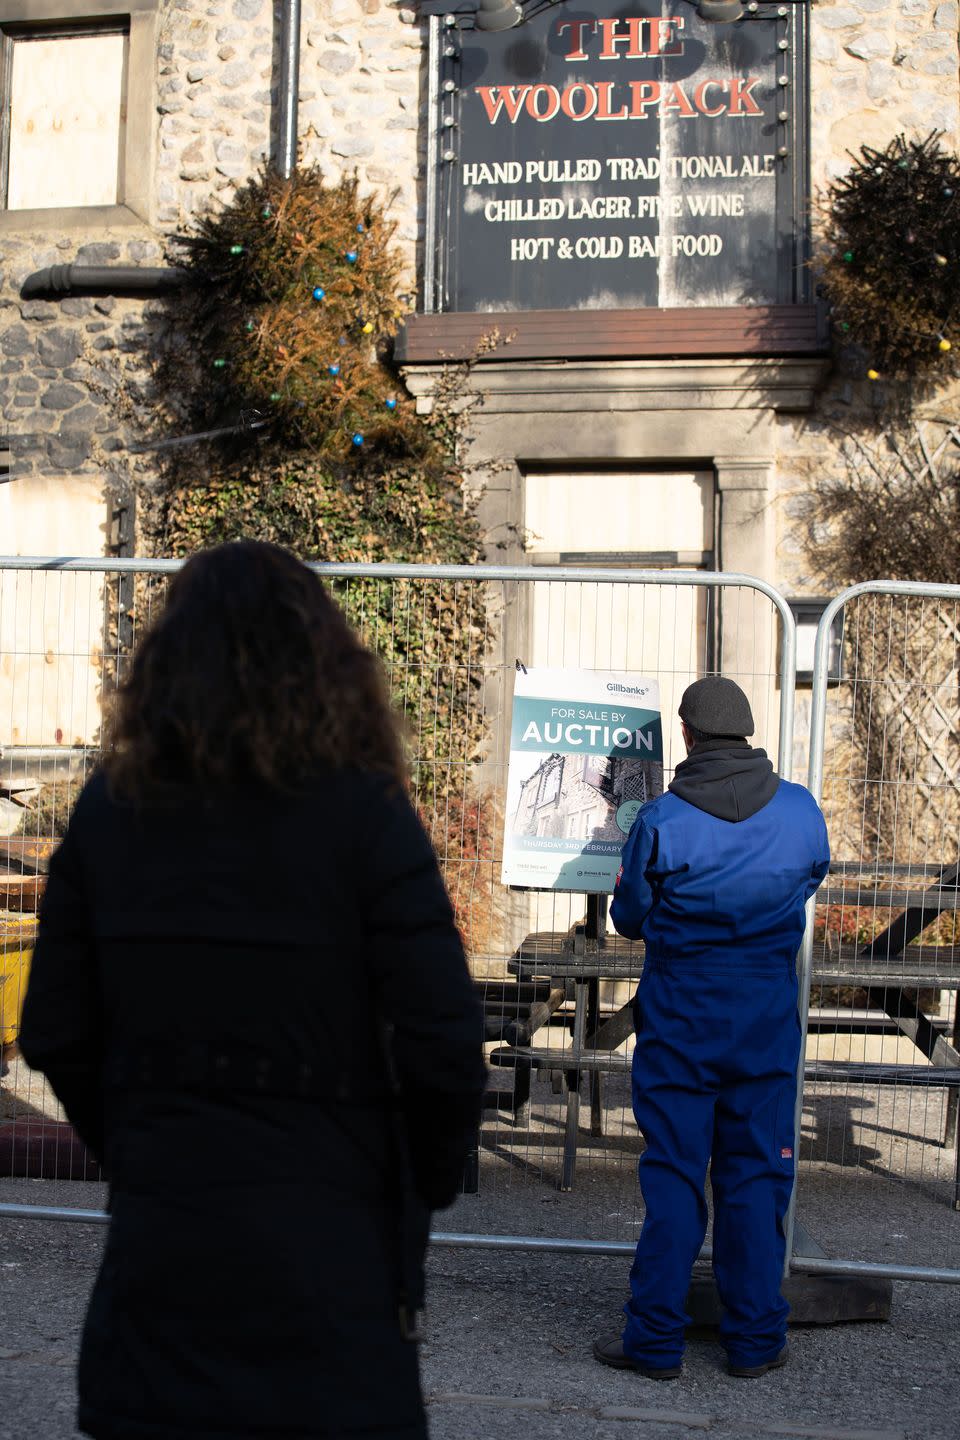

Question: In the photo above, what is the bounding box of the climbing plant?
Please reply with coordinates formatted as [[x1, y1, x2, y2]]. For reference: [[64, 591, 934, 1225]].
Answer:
[[140, 165, 500, 948], [164, 165, 431, 463]]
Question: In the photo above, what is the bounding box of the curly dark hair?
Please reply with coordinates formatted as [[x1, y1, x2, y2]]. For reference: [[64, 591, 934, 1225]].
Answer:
[[104, 541, 406, 802]]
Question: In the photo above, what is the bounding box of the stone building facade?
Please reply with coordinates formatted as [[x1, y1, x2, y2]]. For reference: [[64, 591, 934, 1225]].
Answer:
[[0, 0, 958, 774]]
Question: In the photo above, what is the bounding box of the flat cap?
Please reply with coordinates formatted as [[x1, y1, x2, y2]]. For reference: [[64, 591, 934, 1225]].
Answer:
[[678, 676, 754, 738]]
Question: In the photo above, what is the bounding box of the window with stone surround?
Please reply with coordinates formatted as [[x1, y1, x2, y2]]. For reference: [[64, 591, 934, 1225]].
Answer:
[[1, 21, 128, 211], [0, 0, 157, 230]]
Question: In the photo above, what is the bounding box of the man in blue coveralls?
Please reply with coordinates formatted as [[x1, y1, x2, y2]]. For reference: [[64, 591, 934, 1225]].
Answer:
[[594, 677, 829, 1381]]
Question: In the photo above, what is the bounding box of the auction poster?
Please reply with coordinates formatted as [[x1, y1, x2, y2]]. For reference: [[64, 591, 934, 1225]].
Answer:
[[501, 667, 663, 893]]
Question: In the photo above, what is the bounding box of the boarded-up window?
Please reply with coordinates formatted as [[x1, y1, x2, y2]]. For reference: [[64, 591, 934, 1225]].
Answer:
[[2, 25, 127, 211]]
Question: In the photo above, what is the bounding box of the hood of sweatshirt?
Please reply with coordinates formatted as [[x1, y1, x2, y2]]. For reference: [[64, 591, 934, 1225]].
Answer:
[[667, 739, 779, 822]]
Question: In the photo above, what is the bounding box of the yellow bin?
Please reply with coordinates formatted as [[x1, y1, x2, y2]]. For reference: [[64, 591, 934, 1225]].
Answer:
[[0, 917, 37, 1048]]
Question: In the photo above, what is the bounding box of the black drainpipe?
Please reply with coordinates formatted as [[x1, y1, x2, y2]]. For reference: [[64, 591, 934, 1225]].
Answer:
[[20, 264, 188, 300]]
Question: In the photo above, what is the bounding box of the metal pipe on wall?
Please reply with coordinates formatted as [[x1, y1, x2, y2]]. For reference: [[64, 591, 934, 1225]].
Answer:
[[19, 265, 187, 300], [276, 0, 302, 179]]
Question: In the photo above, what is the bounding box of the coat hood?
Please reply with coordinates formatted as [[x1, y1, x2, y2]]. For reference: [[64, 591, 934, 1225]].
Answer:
[[668, 740, 779, 822]]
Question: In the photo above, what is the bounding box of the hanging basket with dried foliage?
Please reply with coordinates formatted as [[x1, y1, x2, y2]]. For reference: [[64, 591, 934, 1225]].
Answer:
[[817, 132, 960, 386], [169, 165, 430, 465]]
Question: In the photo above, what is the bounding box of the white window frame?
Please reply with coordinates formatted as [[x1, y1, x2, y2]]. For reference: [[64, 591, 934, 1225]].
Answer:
[[0, 0, 158, 232]]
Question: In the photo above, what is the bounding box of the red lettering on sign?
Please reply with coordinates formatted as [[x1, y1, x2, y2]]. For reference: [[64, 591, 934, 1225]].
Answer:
[[525, 84, 561, 122], [557, 18, 595, 61], [560, 83, 598, 121], [595, 80, 630, 121], [629, 80, 662, 119], [729, 77, 763, 116], [662, 80, 696, 118], [694, 79, 727, 117], [474, 85, 531, 125]]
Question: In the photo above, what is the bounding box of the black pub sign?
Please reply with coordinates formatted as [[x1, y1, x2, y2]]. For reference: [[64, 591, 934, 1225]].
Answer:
[[425, 2, 809, 312]]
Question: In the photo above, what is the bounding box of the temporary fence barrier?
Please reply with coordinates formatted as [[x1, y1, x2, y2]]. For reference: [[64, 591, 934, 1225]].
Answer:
[[1, 558, 958, 1286], [800, 581, 960, 1284], [0, 557, 795, 1256]]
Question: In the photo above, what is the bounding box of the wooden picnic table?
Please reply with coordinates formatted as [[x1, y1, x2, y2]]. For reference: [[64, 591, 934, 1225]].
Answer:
[[485, 868, 960, 1198]]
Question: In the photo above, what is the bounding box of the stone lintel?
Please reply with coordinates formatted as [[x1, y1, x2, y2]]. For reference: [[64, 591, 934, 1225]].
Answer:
[[401, 357, 828, 417]]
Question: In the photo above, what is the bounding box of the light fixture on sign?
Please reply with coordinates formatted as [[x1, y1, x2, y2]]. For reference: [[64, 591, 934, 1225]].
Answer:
[[696, 0, 744, 19], [789, 599, 844, 687], [474, 0, 523, 29], [471, 0, 748, 31]]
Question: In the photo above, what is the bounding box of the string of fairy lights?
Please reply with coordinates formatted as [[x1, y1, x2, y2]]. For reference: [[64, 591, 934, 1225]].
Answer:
[[177, 169, 414, 463]]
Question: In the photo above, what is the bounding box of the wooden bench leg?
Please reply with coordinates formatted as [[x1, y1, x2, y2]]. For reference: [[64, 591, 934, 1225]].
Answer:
[[590, 1070, 604, 1137], [560, 1079, 580, 1193], [512, 1057, 532, 1128]]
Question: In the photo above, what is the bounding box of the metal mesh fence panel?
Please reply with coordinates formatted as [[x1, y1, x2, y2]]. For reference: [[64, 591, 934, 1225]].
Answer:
[[0, 559, 792, 1253], [801, 584, 960, 1279]]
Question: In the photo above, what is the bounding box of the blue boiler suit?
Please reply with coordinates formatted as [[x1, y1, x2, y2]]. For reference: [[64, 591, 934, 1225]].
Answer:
[[610, 741, 829, 1372]]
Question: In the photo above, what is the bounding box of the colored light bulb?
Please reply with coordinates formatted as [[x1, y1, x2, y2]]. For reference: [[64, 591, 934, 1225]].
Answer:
[[935, 254, 948, 267], [312, 286, 326, 301], [229, 244, 244, 255], [245, 320, 255, 332], [867, 369, 880, 381], [357, 222, 365, 233], [328, 363, 341, 377], [261, 205, 272, 218], [213, 358, 227, 368], [939, 337, 952, 352], [351, 432, 364, 446], [842, 251, 854, 263], [270, 391, 281, 401], [385, 397, 397, 411], [361, 321, 374, 335], [345, 250, 358, 263]]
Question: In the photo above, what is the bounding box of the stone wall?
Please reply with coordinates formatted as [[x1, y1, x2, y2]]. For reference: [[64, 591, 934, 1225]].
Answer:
[[782, 0, 960, 598], [0, 0, 958, 563], [0, 0, 426, 526]]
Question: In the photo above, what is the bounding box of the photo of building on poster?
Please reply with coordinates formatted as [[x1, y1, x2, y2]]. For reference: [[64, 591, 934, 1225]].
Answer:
[[501, 668, 663, 893]]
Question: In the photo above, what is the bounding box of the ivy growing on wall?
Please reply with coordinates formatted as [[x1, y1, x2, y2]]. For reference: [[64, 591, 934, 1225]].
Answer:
[[139, 165, 500, 949]]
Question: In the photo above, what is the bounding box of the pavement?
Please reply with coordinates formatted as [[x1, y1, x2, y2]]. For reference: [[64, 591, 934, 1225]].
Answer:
[[0, 1171, 957, 1440], [1, 1066, 958, 1440]]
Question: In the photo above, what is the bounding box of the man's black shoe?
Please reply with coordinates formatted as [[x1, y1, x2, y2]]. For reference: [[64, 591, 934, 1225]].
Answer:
[[592, 1335, 682, 1379], [727, 1344, 789, 1378]]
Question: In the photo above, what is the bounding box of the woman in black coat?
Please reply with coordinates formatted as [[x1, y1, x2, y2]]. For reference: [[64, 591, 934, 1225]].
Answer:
[[19, 541, 486, 1440]]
